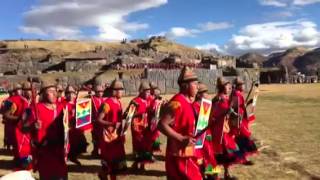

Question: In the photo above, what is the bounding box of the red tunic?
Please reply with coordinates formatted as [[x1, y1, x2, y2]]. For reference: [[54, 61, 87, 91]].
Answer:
[[130, 96, 152, 163], [100, 98, 126, 173], [211, 94, 240, 166], [165, 93, 202, 180], [65, 101, 88, 158], [1, 96, 16, 148], [233, 90, 258, 158], [30, 103, 67, 179], [91, 96, 105, 147], [234, 90, 251, 137], [146, 97, 162, 152], [3, 95, 32, 170], [193, 101, 217, 175]]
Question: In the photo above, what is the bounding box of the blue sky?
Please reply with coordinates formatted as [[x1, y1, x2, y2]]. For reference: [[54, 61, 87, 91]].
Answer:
[[1, 0, 320, 55]]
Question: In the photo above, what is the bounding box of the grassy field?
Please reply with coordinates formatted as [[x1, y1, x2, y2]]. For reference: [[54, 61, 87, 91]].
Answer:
[[0, 84, 320, 179]]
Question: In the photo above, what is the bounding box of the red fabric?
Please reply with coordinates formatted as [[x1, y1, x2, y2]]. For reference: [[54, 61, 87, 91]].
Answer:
[[211, 94, 230, 154], [7, 96, 32, 163], [66, 101, 88, 157], [166, 155, 202, 180], [2, 96, 16, 147], [192, 101, 217, 170], [30, 103, 67, 179], [145, 97, 161, 152], [91, 96, 105, 147], [164, 93, 202, 179], [100, 98, 126, 173], [57, 97, 66, 105], [234, 90, 251, 138], [131, 96, 150, 153], [166, 93, 196, 156]]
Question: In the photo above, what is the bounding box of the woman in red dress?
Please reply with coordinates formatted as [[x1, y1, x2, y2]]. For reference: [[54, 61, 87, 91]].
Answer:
[[231, 78, 257, 165], [97, 80, 127, 180], [158, 66, 202, 180], [193, 83, 219, 179], [211, 77, 241, 180]]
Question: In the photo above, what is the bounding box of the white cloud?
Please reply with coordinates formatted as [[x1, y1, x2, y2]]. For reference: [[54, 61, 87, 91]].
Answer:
[[166, 27, 198, 38], [195, 43, 224, 53], [259, 0, 320, 7], [151, 21, 233, 39], [223, 20, 320, 55], [293, 0, 320, 5], [21, 0, 167, 41], [260, 0, 287, 7], [198, 22, 233, 31]]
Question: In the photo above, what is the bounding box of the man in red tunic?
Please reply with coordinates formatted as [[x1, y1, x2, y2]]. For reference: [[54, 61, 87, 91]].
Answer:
[[158, 67, 202, 180], [2, 82, 33, 170], [129, 81, 153, 170], [193, 83, 219, 179], [65, 85, 88, 165], [231, 78, 257, 165], [91, 84, 105, 157], [29, 80, 67, 180], [1, 83, 21, 151], [97, 80, 127, 180]]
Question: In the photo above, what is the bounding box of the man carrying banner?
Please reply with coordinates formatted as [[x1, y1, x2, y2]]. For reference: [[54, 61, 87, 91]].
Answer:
[[158, 66, 202, 180], [130, 81, 153, 170], [29, 80, 67, 180], [211, 77, 241, 180], [232, 78, 257, 165], [193, 82, 219, 179], [91, 84, 105, 157], [65, 85, 88, 165], [97, 80, 127, 180]]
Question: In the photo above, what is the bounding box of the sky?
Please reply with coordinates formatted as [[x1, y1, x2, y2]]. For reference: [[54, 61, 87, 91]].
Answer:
[[0, 0, 320, 55]]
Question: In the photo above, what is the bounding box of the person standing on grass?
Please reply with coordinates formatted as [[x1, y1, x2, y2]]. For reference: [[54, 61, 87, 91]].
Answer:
[[91, 84, 106, 157], [29, 80, 67, 180], [65, 85, 88, 166], [193, 82, 219, 180], [211, 77, 241, 180], [158, 66, 202, 180], [231, 77, 257, 165], [1, 84, 18, 151], [146, 82, 163, 154], [97, 80, 127, 180], [129, 81, 153, 170], [2, 82, 33, 170]]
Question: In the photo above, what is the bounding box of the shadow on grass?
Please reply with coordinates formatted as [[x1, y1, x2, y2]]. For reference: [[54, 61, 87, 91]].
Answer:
[[0, 159, 14, 170], [68, 164, 166, 177], [0, 148, 13, 156]]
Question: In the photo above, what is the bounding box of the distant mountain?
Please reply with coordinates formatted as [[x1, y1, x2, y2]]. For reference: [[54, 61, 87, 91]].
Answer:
[[238, 52, 267, 68], [295, 48, 320, 75], [263, 47, 309, 73]]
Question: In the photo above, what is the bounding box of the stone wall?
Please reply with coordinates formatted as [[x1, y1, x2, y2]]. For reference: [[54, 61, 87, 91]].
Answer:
[[122, 69, 223, 96], [0, 67, 259, 96]]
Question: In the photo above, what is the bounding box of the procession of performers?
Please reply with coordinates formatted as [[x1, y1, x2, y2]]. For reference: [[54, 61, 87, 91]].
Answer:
[[0, 67, 259, 180]]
